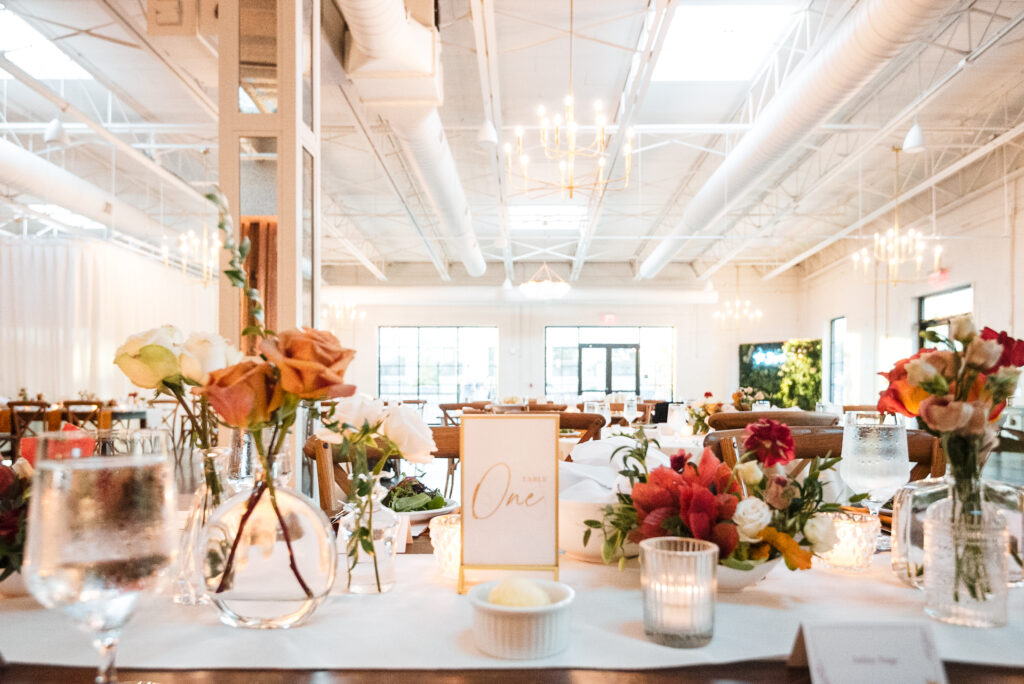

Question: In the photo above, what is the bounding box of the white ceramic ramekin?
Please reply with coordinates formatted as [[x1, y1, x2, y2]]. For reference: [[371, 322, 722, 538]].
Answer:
[[468, 579, 575, 660]]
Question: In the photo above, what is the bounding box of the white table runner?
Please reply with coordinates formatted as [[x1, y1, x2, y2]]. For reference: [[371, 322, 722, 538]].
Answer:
[[1, 554, 1022, 671]]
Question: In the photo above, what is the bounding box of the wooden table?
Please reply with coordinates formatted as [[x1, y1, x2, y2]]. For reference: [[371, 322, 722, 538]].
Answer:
[[0, 660, 1018, 682]]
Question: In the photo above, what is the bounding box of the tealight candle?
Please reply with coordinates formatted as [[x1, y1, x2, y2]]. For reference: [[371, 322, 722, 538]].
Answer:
[[639, 537, 717, 648], [429, 513, 461, 579], [819, 512, 881, 571]]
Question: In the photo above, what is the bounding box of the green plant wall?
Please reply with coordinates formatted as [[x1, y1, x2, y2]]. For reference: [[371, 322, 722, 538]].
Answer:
[[738, 343, 784, 400], [776, 338, 823, 410]]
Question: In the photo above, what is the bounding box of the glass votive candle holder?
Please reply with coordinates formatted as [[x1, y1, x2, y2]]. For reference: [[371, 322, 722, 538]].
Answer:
[[429, 513, 461, 579], [639, 537, 717, 648], [818, 511, 881, 571]]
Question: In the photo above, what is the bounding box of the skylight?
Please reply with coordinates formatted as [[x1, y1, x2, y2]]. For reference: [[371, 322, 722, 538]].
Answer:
[[652, 3, 798, 82], [0, 6, 93, 80], [509, 205, 587, 233], [29, 204, 106, 231]]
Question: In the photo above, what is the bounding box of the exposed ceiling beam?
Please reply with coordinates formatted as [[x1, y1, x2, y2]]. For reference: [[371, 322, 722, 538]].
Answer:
[[697, 7, 1024, 281], [93, 0, 218, 120], [764, 118, 1024, 279], [469, 0, 513, 282], [0, 122, 213, 134], [569, 0, 675, 281], [0, 54, 213, 210]]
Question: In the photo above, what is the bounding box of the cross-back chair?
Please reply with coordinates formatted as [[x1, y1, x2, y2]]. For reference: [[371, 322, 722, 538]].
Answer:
[[706, 410, 839, 431]]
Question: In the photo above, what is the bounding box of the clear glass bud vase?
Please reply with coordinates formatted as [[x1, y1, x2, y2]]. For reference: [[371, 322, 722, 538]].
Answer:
[[892, 473, 1023, 589], [199, 431, 337, 629], [339, 495, 400, 594], [173, 446, 232, 605], [923, 492, 1009, 628]]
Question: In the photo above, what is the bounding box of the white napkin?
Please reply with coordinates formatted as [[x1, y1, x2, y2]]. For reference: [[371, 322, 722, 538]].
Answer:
[[570, 436, 670, 470], [559, 461, 620, 491], [559, 479, 618, 505]]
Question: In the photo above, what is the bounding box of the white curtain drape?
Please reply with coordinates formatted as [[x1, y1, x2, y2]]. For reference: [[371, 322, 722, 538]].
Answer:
[[1, 239, 217, 401]]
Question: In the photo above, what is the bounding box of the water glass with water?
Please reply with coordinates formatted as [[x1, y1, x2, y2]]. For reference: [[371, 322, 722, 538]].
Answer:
[[23, 429, 177, 683], [839, 411, 910, 551]]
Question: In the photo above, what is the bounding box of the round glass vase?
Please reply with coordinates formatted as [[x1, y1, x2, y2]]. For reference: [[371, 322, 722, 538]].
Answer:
[[923, 491, 1009, 628], [339, 496, 400, 594], [173, 446, 232, 606], [199, 443, 337, 629]]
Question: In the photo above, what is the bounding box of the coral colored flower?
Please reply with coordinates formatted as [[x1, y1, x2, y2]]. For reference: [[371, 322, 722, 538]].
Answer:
[[980, 327, 1024, 371], [743, 419, 796, 467], [195, 360, 283, 428], [759, 527, 812, 570], [260, 328, 357, 400], [710, 522, 739, 558], [629, 506, 676, 543], [680, 448, 741, 496], [876, 349, 937, 417]]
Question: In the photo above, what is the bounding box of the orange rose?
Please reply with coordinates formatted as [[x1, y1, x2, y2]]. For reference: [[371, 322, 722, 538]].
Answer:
[[195, 360, 283, 428], [260, 328, 357, 400]]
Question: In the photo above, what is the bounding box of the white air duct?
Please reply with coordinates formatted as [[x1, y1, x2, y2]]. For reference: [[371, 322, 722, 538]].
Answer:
[[637, 0, 954, 280], [335, 0, 487, 277], [0, 137, 169, 238]]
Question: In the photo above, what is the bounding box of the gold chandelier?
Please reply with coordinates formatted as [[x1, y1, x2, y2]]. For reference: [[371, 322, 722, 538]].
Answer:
[[851, 147, 943, 285], [504, 0, 634, 199]]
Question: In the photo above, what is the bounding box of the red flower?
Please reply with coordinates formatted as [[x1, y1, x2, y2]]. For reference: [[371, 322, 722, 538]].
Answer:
[[743, 419, 796, 467], [629, 506, 676, 543], [0, 466, 13, 498], [711, 522, 739, 558], [980, 327, 1024, 371], [669, 450, 689, 473], [0, 509, 20, 544], [680, 448, 741, 496], [704, 391, 713, 399]]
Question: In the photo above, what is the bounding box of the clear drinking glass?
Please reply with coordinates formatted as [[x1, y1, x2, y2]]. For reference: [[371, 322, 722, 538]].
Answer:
[[583, 401, 599, 415], [23, 429, 177, 683], [666, 403, 686, 433], [839, 411, 910, 552], [624, 396, 639, 424], [639, 537, 717, 648]]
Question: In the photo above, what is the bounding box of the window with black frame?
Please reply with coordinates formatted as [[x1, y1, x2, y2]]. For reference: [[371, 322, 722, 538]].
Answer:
[[829, 316, 846, 404], [918, 285, 973, 349]]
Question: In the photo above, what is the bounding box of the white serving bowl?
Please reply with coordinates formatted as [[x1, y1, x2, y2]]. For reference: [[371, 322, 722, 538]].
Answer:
[[468, 579, 575, 660]]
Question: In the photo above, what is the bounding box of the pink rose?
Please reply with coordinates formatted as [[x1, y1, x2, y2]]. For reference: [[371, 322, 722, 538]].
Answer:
[[919, 395, 972, 433], [924, 350, 956, 380], [960, 401, 990, 436], [964, 338, 1003, 370], [764, 475, 798, 510]]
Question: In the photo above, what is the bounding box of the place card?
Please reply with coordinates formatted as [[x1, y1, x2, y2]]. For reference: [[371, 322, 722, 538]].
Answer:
[[788, 620, 947, 684], [458, 414, 559, 593]]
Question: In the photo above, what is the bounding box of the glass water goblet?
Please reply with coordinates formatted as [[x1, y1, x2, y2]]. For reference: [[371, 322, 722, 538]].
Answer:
[[23, 429, 177, 683], [839, 411, 910, 552], [666, 403, 686, 434]]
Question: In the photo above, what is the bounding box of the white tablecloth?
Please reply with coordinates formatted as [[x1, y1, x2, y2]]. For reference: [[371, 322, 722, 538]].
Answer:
[[1, 554, 1023, 671]]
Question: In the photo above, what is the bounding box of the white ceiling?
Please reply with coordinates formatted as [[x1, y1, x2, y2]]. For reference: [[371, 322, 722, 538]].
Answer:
[[2, 0, 1024, 287]]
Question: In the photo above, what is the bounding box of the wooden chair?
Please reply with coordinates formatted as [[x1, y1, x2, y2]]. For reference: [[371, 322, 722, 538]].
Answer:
[[704, 426, 944, 482], [431, 426, 461, 498], [707, 410, 839, 431], [439, 402, 491, 426], [62, 401, 108, 429], [526, 403, 567, 412], [843, 404, 878, 413], [0, 408, 12, 460], [306, 436, 350, 517], [8, 401, 58, 460]]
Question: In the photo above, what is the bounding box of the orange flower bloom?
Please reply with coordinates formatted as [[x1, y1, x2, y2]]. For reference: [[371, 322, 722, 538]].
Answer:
[[196, 360, 283, 428], [758, 526, 812, 570], [261, 328, 357, 401]]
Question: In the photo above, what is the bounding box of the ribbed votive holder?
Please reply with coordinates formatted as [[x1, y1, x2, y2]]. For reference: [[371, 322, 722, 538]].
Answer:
[[639, 537, 717, 648]]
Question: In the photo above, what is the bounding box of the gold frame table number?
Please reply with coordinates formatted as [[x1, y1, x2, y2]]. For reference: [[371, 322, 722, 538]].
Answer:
[[458, 414, 560, 593]]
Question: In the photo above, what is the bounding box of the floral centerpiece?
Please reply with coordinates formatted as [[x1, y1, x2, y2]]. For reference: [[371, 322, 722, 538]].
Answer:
[[0, 458, 32, 582], [732, 386, 765, 411], [317, 395, 437, 592], [584, 420, 846, 578], [687, 392, 723, 434], [877, 317, 1022, 610]]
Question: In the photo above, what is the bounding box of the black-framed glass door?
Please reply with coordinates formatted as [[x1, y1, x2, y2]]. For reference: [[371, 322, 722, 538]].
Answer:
[[578, 344, 640, 396]]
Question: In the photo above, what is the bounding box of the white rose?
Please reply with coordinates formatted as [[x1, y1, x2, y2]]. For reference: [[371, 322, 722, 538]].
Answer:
[[179, 332, 243, 385], [964, 337, 1003, 370], [905, 359, 939, 387], [735, 460, 763, 486], [113, 325, 184, 389], [733, 498, 772, 543], [332, 395, 385, 432], [381, 404, 436, 464], [949, 315, 978, 343], [803, 514, 838, 554], [11, 457, 33, 481]]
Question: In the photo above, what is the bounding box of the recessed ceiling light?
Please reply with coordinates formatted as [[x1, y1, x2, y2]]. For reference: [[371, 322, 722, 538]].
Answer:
[[652, 3, 798, 83], [0, 8, 93, 81]]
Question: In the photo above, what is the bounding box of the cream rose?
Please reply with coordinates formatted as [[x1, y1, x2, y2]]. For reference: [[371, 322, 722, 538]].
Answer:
[[331, 395, 385, 432], [905, 358, 938, 387], [733, 497, 772, 543], [964, 337, 1003, 370], [381, 404, 436, 464], [113, 325, 184, 389], [11, 457, 33, 480], [949, 315, 978, 343], [180, 332, 243, 385], [735, 460, 763, 486], [803, 514, 838, 554]]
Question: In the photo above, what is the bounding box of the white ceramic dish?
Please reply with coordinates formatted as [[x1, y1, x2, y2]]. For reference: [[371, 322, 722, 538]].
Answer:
[[558, 499, 638, 563], [717, 556, 782, 592], [394, 499, 458, 523], [468, 579, 575, 660]]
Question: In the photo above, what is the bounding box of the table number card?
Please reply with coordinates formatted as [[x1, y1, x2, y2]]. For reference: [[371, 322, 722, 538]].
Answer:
[[458, 414, 559, 593], [788, 620, 947, 684]]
